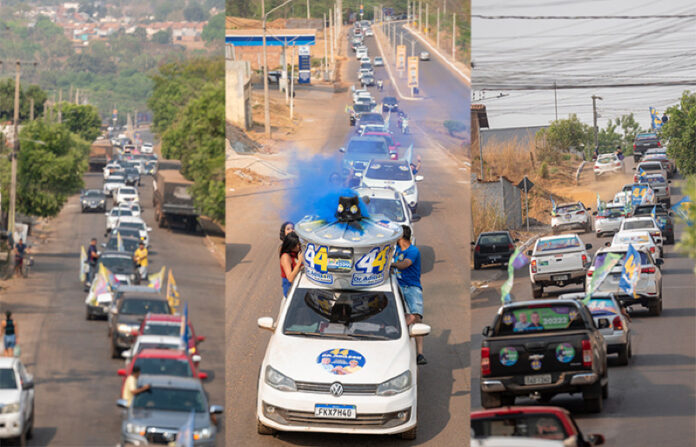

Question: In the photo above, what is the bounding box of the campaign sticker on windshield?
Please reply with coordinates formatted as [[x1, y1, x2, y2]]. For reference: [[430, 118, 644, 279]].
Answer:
[[587, 298, 619, 316], [555, 343, 576, 363], [616, 234, 650, 244], [536, 236, 580, 252], [499, 347, 518, 366], [317, 349, 366, 375], [509, 306, 574, 332]]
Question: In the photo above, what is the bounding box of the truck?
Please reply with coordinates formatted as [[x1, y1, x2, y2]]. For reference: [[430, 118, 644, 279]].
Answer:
[[529, 234, 592, 298], [152, 169, 199, 232], [88, 141, 113, 172], [480, 299, 609, 413]]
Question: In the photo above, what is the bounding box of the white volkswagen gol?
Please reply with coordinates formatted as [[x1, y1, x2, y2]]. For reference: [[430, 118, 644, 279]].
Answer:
[[256, 273, 430, 439]]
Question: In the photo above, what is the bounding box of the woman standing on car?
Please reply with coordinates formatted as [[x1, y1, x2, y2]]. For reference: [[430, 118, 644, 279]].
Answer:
[[280, 232, 303, 298], [2, 311, 18, 357]]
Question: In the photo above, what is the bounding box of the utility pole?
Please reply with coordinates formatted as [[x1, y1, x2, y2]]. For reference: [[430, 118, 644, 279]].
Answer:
[[400, 31, 403, 46], [436, 7, 440, 48], [9, 62, 20, 236], [411, 39, 415, 57], [554, 82, 558, 121], [452, 13, 456, 61], [323, 12, 328, 79], [329, 8, 335, 76], [76, 88, 80, 104], [306, 0, 310, 19], [592, 95, 602, 150], [262, 0, 271, 138], [418, 1, 422, 32], [443, 0, 446, 15], [290, 46, 295, 119], [58, 88, 63, 123], [425, 3, 428, 37]]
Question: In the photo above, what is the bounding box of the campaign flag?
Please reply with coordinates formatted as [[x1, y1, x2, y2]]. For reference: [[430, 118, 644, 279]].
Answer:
[[651, 205, 657, 220], [583, 252, 622, 304], [643, 186, 655, 205], [550, 195, 557, 216], [500, 246, 530, 303], [102, 264, 120, 291], [596, 193, 605, 214], [180, 302, 189, 348], [637, 166, 647, 181], [86, 264, 110, 306], [148, 266, 166, 292], [631, 185, 652, 206], [167, 269, 181, 311], [404, 143, 414, 166], [175, 409, 195, 447], [117, 232, 125, 252], [671, 196, 692, 226], [649, 107, 663, 130], [79, 245, 88, 283], [619, 244, 642, 298]]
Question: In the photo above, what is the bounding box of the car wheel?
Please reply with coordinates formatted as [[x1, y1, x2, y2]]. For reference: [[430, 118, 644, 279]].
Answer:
[[532, 283, 543, 299], [474, 260, 481, 270], [480, 391, 503, 409], [257, 418, 276, 435], [602, 382, 609, 399], [111, 341, 121, 359], [26, 405, 34, 439], [648, 299, 662, 316], [583, 383, 603, 413], [399, 425, 417, 440], [617, 343, 630, 366], [86, 308, 93, 320], [501, 395, 515, 406], [538, 393, 554, 403]]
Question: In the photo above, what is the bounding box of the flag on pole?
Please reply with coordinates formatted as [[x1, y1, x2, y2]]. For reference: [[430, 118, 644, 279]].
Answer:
[[404, 143, 414, 166], [500, 246, 530, 303], [550, 195, 557, 216], [175, 409, 195, 447], [643, 186, 654, 205], [117, 232, 125, 252], [650, 205, 657, 220], [180, 302, 189, 348], [596, 193, 605, 215], [167, 269, 181, 311], [583, 253, 622, 304], [671, 196, 692, 226], [637, 166, 647, 181], [619, 244, 642, 299], [148, 266, 166, 292], [79, 245, 88, 283]]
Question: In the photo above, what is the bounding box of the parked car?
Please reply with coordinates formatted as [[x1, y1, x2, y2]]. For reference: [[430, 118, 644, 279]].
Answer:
[[472, 231, 518, 269], [0, 357, 35, 444]]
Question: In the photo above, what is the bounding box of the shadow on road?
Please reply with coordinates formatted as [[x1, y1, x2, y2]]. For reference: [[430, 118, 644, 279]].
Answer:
[[226, 243, 252, 272]]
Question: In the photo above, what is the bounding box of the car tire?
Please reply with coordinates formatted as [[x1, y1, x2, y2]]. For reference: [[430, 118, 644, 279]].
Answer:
[[86, 308, 93, 320], [26, 405, 34, 439], [583, 384, 603, 413], [501, 395, 515, 406], [532, 283, 543, 299], [538, 393, 554, 403], [257, 419, 276, 435], [648, 299, 662, 316], [602, 382, 609, 399], [617, 343, 630, 366], [111, 341, 121, 359], [480, 391, 503, 409], [399, 425, 417, 440]]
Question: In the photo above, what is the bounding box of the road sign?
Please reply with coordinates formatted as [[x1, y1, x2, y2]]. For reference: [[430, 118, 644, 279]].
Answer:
[[298, 46, 311, 84], [517, 176, 534, 191], [407, 56, 419, 88], [396, 45, 406, 70]]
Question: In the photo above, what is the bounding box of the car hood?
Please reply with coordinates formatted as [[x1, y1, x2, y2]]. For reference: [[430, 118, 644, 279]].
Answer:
[[266, 335, 410, 383], [129, 409, 211, 430], [362, 177, 414, 192], [0, 389, 21, 404], [117, 314, 146, 326]]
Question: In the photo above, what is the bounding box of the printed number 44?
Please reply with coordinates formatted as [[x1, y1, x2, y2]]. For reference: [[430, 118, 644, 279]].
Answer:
[[356, 245, 390, 274]]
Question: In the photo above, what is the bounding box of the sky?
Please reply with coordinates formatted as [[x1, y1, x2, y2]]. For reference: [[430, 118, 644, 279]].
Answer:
[[471, 0, 696, 130]]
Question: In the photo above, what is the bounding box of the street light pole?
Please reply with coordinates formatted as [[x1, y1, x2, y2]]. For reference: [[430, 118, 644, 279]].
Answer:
[[9, 62, 20, 236], [452, 13, 456, 61], [436, 7, 440, 48], [306, 0, 310, 19], [592, 95, 602, 150]]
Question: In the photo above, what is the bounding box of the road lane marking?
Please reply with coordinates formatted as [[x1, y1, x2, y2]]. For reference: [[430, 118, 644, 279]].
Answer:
[[402, 25, 471, 85]]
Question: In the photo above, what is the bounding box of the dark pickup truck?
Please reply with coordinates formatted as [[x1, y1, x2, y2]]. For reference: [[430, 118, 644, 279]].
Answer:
[[632, 203, 674, 244], [632, 132, 662, 162], [480, 299, 609, 413]]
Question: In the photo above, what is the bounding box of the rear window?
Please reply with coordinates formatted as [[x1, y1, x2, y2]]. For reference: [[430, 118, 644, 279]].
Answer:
[[593, 251, 649, 268], [347, 140, 388, 155], [133, 357, 193, 378], [640, 163, 662, 171], [556, 204, 582, 213], [623, 220, 654, 230], [586, 298, 620, 317], [496, 303, 586, 335], [613, 232, 652, 245], [535, 236, 580, 252], [365, 162, 412, 181], [637, 133, 657, 140], [601, 208, 625, 218], [597, 155, 616, 164], [479, 234, 511, 245], [471, 413, 569, 439]]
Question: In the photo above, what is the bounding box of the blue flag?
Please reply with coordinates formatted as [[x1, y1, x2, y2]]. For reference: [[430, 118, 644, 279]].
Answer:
[[650, 205, 657, 220], [175, 409, 195, 447], [638, 167, 647, 180], [671, 196, 692, 226], [550, 195, 557, 216], [181, 302, 189, 348], [619, 244, 641, 298]]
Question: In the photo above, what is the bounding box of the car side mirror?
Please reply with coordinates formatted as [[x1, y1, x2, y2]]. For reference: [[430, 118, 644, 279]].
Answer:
[[592, 211, 597, 216], [605, 241, 611, 247], [632, 167, 636, 170], [409, 323, 431, 337], [257, 317, 275, 332], [526, 250, 532, 256], [415, 175, 424, 182], [410, 215, 421, 222], [192, 354, 202, 363], [470, 241, 476, 246], [147, 227, 152, 232], [210, 405, 224, 415], [198, 372, 208, 380], [117, 399, 129, 409], [197, 335, 206, 342], [339, 147, 346, 153], [482, 326, 491, 337], [668, 180, 672, 183], [117, 369, 127, 377], [105, 212, 109, 216], [588, 434, 605, 446], [22, 379, 34, 390], [121, 350, 132, 359], [585, 244, 593, 250], [655, 258, 664, 267]]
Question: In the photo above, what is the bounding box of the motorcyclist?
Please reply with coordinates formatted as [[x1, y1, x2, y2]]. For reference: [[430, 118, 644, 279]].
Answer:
[[133, 242, 148, 284], [377, 79, 384, 91], [86, 238, 100, 287], [401, 115, 409, 134]]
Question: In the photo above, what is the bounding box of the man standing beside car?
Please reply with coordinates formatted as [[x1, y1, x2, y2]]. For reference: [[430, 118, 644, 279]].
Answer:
[[87, 238, 100, 286], [122, 366, 150, 406], [393, 225, 427, 365]]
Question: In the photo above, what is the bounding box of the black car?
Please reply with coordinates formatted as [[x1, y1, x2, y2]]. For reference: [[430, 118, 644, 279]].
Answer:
[[632, 132, 662, 162], [80, 189, 106, 212], [123, 167, 141, 186], [382, 96, 399, 113], [472, 231, 518, 269], [108, 291, 170, 358], [104, 235, 142, 254], [632, 203, 675, 244]]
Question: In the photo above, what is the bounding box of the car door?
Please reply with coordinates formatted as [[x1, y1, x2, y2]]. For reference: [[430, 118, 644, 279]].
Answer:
[[17, 362, 33, 425]]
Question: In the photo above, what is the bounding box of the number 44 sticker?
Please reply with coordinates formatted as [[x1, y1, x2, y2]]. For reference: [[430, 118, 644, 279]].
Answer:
[[355, 245, 391, 274]]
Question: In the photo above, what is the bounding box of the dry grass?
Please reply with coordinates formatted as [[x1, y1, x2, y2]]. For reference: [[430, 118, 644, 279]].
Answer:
[[472, 194, 507, 240]]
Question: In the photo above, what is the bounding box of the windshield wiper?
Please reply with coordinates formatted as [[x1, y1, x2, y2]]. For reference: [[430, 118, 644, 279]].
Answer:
[[347, 333, 390, 340], [284, 330, 358, 340]]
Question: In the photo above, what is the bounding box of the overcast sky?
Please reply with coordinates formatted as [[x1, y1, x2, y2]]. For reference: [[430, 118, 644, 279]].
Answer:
[[472, 0, 696, 129]]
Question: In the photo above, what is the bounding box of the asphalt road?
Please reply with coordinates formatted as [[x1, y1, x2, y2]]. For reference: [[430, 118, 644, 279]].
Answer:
[[19, 158, 225, 445], [469, 175, 696, 445], [225, 27, 472, 446]]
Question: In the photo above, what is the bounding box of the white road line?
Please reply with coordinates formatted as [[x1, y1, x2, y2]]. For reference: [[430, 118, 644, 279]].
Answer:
[[402, 25, 471, 85]]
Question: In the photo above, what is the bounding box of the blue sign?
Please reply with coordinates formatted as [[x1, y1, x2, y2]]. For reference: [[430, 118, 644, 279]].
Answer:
[[317, 349, 366, 375], [225, 34, 316, 47]]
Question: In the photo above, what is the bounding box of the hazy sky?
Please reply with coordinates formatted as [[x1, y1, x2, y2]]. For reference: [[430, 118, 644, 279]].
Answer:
[[472, 0, 696, 129]]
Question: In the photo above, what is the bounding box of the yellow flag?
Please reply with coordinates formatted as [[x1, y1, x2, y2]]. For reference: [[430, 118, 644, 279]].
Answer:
[[79, 246, 87, 282], [166, 269, 181, 311], [148, 266, 166, 292]]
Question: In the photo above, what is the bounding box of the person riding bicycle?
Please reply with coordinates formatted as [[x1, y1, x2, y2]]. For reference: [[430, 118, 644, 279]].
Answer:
[[13, 238, 27, 278], [401, 116, 409, 134], [133, 242, 148, 283], [377, 79, 384, 91]]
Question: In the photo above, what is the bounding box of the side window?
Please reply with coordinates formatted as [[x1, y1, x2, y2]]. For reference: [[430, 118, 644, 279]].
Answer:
[[580, 306, 596, 330]]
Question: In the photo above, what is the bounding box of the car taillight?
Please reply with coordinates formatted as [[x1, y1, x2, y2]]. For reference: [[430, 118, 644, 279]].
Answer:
[[582, 339, 592, 368], [651, 232, 660, 238], [657, 141, 661, 147], [531, 260, 537, 273], [615, 162, 621, 166], [633, 143, 637, 149], [481, 347, 491, 376], [475, 245, 480, 253], [576, 211, 584, 215], [587, 269, 594, 277], [650, 246, 655, 253], [642, 266, 655, 274], [612, 316, 623, 331], [508, 243, 514, 251], [666, 187, 670, 195], [582, 254, 588, 265]]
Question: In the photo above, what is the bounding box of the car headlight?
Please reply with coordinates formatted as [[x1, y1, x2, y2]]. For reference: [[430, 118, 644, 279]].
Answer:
[[99, 200, 105, 204], [194, 427, 212, 440], [125, 422, 147, 436], [376, 370, 412, 396], [404, 185, 416, 195], [117, 323, 137, 334], [264, 365, 296, 392], [1, 402, 20, 414]]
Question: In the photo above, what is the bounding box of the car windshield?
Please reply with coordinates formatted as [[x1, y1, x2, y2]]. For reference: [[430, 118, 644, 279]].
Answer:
[[133, 357, 193, 378], [119, 222, 146, 231], [637, 133, 657, 140], [593, 251, 649, 268], [144, 323, 182, 337], [364, 197, 406, 222], [640, 164, 662, 171], [120, 188, 136, 195], [125, 168, 138, 175], [283, 288, 402, 340], [0, 368, 17, 389], [353, 104, 371, 113], [106, 178, 124, 184], [640, 176, 666, 184], [106, 237, 140, 252], [384, 97, 397, 104], [535, 236, 581, 252], [365, 162, 412, 181], [100, 256, 133, 271], [471, 413, 569, 439], [120, 298, 169, 315], [634, 207, 667, 216], [556, 204, 582, 213], [347, 140, 388, 156], [359, 114, 384, 125], [132, 387, 206, 413], [136, 342, 182, 353], [110, 208, 133, 217], [601, 207, 625, 218], [496, 303, 586, 335], [84, 190, 103, 197], [597, 155, 615, 164], [623, 220, 654, 230], [113, 229, 141, 239], [479, 234, 511, 245]]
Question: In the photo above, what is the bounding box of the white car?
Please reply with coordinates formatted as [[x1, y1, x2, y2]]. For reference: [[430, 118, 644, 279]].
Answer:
[[141, 142, 154, 154], [122, 335, 191, 365], [593, 153, 624, 176], [356, 47, 368, 59], [373, 56, 384, 67], [613, 191, 631, 207], [114, 218, 152, 246], [360, 160, 423, 211], [419, 51, 430, 61], [354, 187, 420, 244], [352, 89, 373, 104], [256, 273, 430, 439], [593, 203, 626, 237], [585, 246, 663, 315], [103, 176, 126, 197], [551, 202, 592, 233], [618, 217, 663, 256], [113, 186, 140, 205], [0, 357, 35, 443], [360, 56, 371, 64], [105, 207, 137, 233], [358, 68, 374, 79], [118, 202, 141, 218], [610, 230, 660, 259], [529, 233, 592, 298], [364, 28, 374, 37], [104, 162, 121, 180]]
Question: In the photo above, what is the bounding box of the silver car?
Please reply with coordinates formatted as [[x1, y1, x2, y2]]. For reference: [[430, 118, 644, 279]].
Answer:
[[353, 187, 420, 244], [593, 203, 626, 237]]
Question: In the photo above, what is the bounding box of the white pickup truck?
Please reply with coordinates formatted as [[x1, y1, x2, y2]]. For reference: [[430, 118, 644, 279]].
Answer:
[[528, 234, 593, 298]]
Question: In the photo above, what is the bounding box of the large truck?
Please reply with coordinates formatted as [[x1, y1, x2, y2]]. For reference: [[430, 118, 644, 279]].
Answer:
[[89, 140, 113, 172], [152, 168, 199, 232]]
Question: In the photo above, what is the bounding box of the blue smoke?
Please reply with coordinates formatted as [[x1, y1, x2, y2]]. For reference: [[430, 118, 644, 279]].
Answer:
[[284, 152, 370, 223]]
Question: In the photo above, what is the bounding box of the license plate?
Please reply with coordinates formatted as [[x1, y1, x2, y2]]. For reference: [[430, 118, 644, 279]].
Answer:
[[524, 374, 552, 385], [314, 404, 356, 419], [564, 215, 571, 220], [552, 274, 570, 281], [489, 256, 500, 261]]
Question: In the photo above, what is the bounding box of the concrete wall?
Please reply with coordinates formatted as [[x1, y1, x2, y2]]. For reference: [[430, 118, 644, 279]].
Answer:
[[226, 60, 253, 130], [472, 176, 522, 229]]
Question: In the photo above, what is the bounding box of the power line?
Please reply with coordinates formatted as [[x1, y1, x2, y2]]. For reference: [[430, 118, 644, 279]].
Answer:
[[472, 14, 696, 19], [478, 80, 696, 90]]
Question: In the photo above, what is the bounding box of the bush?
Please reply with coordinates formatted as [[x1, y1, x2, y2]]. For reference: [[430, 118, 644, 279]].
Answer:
[[472, 195, 507, 240], [539, 162, 549, 179], [444, 120, 467, 136]]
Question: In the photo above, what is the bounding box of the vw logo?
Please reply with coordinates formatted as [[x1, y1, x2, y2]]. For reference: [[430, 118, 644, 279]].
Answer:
[[330, 382, 344, 397]]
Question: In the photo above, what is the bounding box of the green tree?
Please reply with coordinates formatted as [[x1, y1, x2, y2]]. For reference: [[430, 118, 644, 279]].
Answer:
[[661, 91, 696, 175], [184, 1, 209, 21], [59, 103, 102, 141], [544, 114, 592, 151], [201, 12, 225, 42], [0, 80, 46, 122], [152, 29, 173, 45], [677, 177, 696, 271]]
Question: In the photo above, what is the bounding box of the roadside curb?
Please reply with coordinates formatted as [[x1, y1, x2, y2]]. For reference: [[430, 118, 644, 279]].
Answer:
[[203, 233, 225, 269], [402, 25, 471, 85]]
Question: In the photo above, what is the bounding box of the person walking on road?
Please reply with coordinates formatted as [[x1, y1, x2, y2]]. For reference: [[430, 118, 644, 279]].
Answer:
[[13, 238, 28, 278], [122, 365, 151, 406], [392, 225, 427, 365], [2, 311, 18, 357], [87, 238, 100, 286], [133, 242, 148, 283], [280, 232, 303, 298]]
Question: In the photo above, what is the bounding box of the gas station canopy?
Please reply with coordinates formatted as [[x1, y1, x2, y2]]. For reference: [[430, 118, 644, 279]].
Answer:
[[225, 29, 316, 47]]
